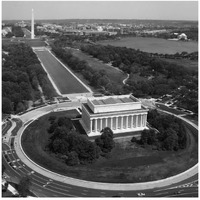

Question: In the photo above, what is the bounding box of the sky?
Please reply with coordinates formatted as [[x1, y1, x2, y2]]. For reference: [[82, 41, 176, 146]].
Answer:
[[2, 1, 198, 21]]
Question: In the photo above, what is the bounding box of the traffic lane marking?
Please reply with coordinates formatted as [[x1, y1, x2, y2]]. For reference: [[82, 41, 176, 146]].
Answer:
[[31, 182, 77, 197], [167, 191, 198, 197]]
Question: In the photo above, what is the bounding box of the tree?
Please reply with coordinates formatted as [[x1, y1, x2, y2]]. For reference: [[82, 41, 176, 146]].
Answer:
[[162, 128, 179, 151], [18, 176, 31, 197], [95, 127, 115, 153], [2, 97, 13, 114], [48, 115, 57, 124], [140, 129, 149, 145], [2, 163, 6, 175], [101, 127, 114, 138], [52, 138, 69, 154], [66, 151, 80, 166], [16, 102, 25, 113], [131, 137, 137, 143], [48, 121, 58, 134]]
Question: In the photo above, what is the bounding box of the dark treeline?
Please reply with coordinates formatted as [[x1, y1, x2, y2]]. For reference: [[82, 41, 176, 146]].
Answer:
[[4, 25, 24, 38], [134, 109, 187, 151], [149, 51, 198, 61], [46, 116, 115, 166], [2, 43, 56, 114]]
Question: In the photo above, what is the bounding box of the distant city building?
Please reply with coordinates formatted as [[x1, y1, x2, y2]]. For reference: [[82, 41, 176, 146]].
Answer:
[[178, 33, 188, 40], [82, 30, 109, 36], [81, 94, 148, 137], [2, 26, 12, 37], [16, 21, 27, 27]]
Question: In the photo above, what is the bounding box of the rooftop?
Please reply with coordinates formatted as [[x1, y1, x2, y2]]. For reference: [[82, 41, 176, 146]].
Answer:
[[83, 103, 147, 116], [91, 96, 137, 106]]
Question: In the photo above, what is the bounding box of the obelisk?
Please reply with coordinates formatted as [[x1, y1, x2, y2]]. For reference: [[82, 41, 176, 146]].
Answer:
[[31, 9, 34, 39]]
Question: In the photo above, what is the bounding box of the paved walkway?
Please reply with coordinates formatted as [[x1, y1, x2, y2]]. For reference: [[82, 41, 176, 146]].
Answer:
[[11, 104, 198, 191]]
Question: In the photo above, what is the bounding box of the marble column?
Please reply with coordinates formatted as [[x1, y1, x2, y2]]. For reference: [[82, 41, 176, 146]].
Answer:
[[100, 118, 102, 131], [142, 115, 144, 127], [90, 120, 93, 133], [105, 118, 108, 127], [111, 117, 113, 129], [121, 116, 123, 129], [126, 116, 129, 129], [131, 115, 133, 128], [95, 119, 97, 132], [141, 115, 143, 127], [116, 116, 118, 129], [144, 114, 147, 126], [136, 115, 138, 128]]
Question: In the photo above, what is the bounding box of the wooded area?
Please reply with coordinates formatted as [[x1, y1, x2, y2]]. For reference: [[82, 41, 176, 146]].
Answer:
[[46, 116, 115, 166], [2, 43, 56, 114], [134, 109, 187, 151]]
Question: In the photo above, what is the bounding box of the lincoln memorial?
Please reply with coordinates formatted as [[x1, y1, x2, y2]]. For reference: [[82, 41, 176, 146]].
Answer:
[[80, 94, 148, 136]]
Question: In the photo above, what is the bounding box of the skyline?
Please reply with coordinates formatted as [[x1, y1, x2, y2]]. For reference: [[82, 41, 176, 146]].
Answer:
[[2, 1, 198, 21]]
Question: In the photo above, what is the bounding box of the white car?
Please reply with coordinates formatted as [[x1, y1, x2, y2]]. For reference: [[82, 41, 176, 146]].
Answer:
[[137, 193, 145, 197]]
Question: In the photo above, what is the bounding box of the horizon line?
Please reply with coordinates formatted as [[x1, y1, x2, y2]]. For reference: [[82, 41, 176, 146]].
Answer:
[[2, 18, 198, 22]]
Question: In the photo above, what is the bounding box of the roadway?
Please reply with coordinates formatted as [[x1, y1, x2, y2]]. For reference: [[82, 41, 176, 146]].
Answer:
[[2, 102, 198, 197]]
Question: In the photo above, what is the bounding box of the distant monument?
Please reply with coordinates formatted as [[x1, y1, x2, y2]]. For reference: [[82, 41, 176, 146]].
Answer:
[[31, 9, 34, 39]]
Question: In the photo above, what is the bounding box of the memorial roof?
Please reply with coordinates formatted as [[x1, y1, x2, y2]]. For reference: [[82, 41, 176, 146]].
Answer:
[[92, 96, 136, 105], [83, 103, 147, 116]]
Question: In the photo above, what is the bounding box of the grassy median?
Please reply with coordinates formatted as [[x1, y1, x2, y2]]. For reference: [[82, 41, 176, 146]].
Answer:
[[21, 110, 198, 183]]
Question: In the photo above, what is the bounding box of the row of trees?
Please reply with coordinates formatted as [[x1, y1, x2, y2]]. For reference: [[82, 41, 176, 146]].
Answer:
[[47, 116, 115, 165], [2, 43, 56, 114], [136, 110, 187, 151], [81, 44, 193, 79]]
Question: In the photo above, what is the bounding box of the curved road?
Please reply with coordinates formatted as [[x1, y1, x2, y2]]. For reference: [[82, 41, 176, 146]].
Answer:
[[2, 102, 198, 197]]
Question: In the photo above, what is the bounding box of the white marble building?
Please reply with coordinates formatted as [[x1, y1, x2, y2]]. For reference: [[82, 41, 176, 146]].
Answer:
[[80, 94, 148, 136]]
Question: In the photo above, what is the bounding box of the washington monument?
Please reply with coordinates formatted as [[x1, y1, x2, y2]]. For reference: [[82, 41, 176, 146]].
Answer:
[[31, 9, 34, 39]]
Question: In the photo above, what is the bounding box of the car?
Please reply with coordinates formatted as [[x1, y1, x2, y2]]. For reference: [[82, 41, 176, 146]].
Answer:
[[174, 190, 183, 194], [9, 162, 17, 169], [137, 193, 145, 197]]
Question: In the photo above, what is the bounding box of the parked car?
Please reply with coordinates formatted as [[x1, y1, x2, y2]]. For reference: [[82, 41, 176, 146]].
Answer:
[[137, 193, 145, 197]]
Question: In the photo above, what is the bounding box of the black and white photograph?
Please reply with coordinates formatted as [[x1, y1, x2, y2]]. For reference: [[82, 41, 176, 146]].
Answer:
[[2, 0, 198, 197]]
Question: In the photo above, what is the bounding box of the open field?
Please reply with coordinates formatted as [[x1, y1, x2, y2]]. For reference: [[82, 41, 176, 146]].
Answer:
[[35, 50, 90, 94], [98, 37, 198, 54], [21, 110, 198, 183], [70, 48, 126, 85]]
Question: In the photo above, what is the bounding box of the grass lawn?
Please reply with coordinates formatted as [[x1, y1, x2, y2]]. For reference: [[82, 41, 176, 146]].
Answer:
[[35, 50, 90, 94], [21, 110, 198, 183], [70, 48, 126, 86]]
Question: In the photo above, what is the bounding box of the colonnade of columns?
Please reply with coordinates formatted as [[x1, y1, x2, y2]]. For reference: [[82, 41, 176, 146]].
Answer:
[[90, 113, 147, 133]]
